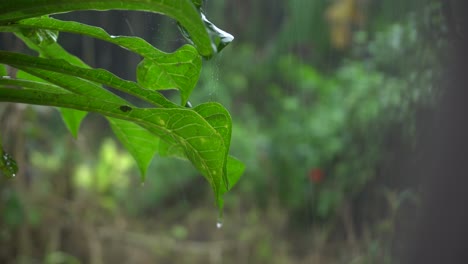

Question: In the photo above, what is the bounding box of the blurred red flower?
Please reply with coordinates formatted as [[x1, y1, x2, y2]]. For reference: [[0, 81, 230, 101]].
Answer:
[[309, 168, 324, 183]]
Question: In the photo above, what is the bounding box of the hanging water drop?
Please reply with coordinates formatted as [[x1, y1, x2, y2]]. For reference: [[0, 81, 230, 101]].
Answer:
[[140, 181, 145, 187], [216, 218, 223, 229]]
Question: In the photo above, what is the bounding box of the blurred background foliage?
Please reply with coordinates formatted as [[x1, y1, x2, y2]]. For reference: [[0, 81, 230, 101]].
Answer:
[[1, 0, 446, 263]]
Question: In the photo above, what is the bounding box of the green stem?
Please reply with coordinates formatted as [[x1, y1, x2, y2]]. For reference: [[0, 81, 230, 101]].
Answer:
[[0, 51, 178, 108]]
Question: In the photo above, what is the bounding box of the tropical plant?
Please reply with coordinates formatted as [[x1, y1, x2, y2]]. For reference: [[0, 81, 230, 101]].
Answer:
[[0, 0, 244, 215]]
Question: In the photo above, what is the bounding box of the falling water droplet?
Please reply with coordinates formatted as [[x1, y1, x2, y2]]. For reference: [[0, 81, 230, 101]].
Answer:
[[216, 219, 223, 229]]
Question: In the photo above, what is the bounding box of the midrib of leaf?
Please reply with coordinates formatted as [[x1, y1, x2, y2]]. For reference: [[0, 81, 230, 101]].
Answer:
[[0, 0, 214, 57]]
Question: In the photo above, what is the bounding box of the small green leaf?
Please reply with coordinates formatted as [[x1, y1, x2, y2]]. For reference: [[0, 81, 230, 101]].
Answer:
[[58, 108, 87, 138]]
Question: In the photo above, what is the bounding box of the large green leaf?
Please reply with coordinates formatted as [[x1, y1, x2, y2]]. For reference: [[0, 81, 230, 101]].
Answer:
[[10, 17, 201, 105], [0, 0, 214, 57], [0, 84, 230, 207]]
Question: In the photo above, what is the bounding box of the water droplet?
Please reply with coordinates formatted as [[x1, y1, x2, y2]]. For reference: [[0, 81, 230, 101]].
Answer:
[[11, 174, 15, 177], [140, 182, 145, 187], [216, 219, 223, 229]]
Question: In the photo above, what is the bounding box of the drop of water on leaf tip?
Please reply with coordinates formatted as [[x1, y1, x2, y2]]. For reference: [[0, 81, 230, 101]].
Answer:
[[140, 182, 145, 187], [216, 219, 223, 229]]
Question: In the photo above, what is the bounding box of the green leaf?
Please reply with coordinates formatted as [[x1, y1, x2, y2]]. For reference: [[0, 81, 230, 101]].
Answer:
[[0, 0, 214, 57], [58, 108, 87, 138], [12, 17, 202, 105], [193, 102, 232, 190], [0, 88, 229, 208], [109, 119, 159, 182]]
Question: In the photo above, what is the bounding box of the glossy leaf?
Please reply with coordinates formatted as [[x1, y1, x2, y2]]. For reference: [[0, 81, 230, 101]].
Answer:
[[0, 87, 230, 207], [193, 102, 232, 190]]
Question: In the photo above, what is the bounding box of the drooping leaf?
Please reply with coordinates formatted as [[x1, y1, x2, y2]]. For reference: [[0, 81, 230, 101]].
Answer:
[[58, 108, 87, 138], [109, 118, 159, 182], [0, 88, 229, 207], [0, 0, 215, 57], [193, 102, 232, 190], [12, 17, 201, 105]]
